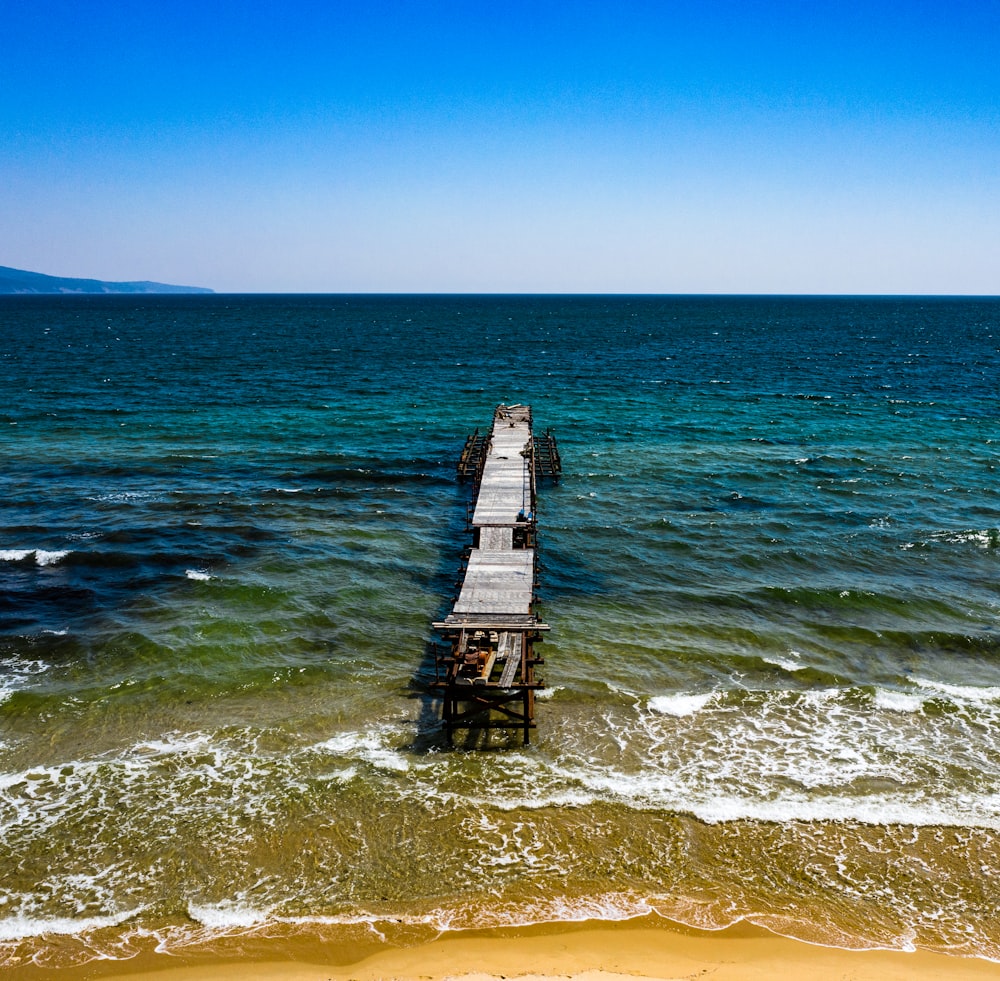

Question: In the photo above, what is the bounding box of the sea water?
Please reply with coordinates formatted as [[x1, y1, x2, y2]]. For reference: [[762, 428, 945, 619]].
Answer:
[[1, 294, 998, 968]]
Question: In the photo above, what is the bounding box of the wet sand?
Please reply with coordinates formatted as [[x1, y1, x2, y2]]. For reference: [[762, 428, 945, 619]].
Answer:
[[28, 916, 1000, 981]]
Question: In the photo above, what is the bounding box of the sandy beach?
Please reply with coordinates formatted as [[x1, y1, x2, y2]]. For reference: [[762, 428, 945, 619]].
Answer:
[[20, 917, 997, 981]]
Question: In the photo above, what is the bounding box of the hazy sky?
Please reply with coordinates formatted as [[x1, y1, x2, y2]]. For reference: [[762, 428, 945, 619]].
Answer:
[[3, 1, 998, 293]]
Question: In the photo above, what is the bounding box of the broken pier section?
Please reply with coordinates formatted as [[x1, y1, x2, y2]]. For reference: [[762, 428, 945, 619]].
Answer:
[[432, 404, 560, 745]]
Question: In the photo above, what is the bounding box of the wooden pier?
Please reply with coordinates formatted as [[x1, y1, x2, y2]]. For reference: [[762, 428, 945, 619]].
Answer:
[[432, 404, 560, 745]]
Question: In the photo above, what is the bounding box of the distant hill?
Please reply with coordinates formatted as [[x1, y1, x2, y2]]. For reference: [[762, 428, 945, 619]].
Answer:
[[0, 265, 214, 294]]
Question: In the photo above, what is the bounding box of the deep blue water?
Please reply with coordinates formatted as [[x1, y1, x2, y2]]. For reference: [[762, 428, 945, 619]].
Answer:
[[1, 294, 999, 967]]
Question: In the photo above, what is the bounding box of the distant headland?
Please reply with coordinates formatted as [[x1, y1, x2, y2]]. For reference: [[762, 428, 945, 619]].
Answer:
[[0, 264, 213, 295]]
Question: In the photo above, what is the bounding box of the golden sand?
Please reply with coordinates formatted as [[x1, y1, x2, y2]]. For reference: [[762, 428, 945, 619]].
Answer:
[[22, 916, 999, 981]]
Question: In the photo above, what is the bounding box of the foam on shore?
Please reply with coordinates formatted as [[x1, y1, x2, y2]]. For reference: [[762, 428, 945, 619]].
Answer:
[[48, 916, 1000, 981]]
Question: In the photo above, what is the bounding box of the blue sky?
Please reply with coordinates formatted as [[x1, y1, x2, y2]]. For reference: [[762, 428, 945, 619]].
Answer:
[[2, 1, 998, 292]]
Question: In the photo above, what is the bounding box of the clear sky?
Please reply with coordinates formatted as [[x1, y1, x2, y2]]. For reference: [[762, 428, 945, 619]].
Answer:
[[2, 0, 998, 293]]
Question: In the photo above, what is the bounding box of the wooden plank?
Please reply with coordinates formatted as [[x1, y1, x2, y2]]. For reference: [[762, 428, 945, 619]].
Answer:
[[498, 633, 521, 687], [452, 549, 535, 615], [434, 614, 549, 631], [480, 525, 512, 550], [475, 649, 498, 685], [471, 412, 533, 526], [497, 631, 513, 659]]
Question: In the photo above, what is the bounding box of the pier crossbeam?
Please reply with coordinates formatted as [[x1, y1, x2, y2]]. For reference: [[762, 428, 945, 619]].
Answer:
[[434, 404, 558, 745]]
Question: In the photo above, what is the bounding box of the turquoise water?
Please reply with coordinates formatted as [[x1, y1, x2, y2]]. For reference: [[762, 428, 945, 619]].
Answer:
[[1, 294, 999, 967]]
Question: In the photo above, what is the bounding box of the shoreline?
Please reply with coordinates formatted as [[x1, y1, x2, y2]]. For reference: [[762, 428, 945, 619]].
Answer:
[[15, 915, 1000, 981]]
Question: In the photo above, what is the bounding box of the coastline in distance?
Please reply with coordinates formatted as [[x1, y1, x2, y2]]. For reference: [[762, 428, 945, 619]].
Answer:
[[0, 264, 213, 294]]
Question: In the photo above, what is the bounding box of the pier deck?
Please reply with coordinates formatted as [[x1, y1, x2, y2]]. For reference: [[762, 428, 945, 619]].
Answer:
[[431, 404, 559, 744]]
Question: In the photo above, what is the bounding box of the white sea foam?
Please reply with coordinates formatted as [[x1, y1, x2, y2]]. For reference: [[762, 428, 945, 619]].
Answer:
[[0, 657, 50, 705], [874, 690, 925, 713], [471, 786, 600, 813], [797, 687, 844, 707], [136, 733, 215, 756], [0, 549, 35, 563], [0, 656, 48, 676], [15, 710, 987, 852], [315, 766, 358, 783], [310, 728, 412, 773], [140, 894, 668, 957], [0, 909, 141, 942], [910, 677, 1000, 706], [8, 690, 1000, 847], [87, 491, 154, 503], [187, 901, 269, 930], [438, 892, 656, 934], [939, 529, 999, 548], [0, 548, 70, 566], [534, 685, 563, 700], [648, 693, 714, 717], [541, 753, 1000, 829], [37, 549, 70, 566], [503, 684, 1000, 828], [185, 569, 212, 581]]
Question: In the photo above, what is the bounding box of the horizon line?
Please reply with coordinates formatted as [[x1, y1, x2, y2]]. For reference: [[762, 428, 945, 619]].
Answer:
[[5, 290, 999, 299]]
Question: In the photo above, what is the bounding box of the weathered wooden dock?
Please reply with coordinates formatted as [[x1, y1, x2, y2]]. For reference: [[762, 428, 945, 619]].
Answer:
[[432, 404, 560, 745]]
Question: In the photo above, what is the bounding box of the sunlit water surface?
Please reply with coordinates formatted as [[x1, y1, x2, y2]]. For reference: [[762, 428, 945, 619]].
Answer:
[[1, 294, 999, 967]]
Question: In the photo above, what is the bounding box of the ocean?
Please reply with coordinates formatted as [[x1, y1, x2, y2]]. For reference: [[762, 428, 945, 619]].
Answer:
[[1, 294, 998, 969]]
